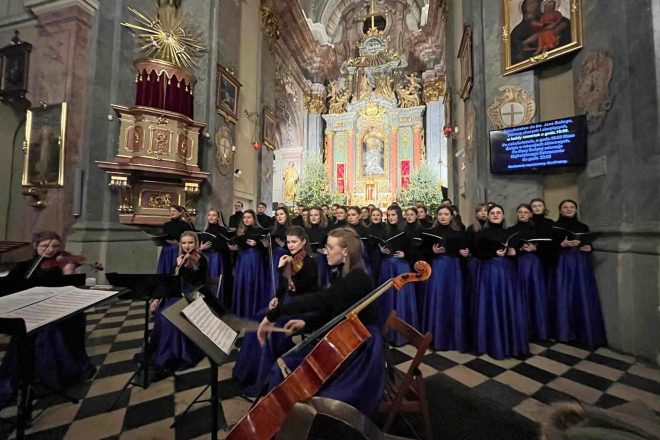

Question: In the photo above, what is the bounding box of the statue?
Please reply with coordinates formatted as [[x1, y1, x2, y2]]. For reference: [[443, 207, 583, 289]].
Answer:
[[328, 87, 351, 114], [395, 82, 421, 108], [363, 137, 385, 176], [283, 161, 299, 201], [374, 74, 396, 102]]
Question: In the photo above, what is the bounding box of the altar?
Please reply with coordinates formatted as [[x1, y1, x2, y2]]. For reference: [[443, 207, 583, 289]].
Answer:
[[322, 29, 426, 207]]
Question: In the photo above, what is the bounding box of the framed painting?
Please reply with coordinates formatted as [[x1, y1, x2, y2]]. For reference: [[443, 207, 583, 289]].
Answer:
[[216, 65, 241, 124], [262, 106, 277, 150], [457, 25, 473, 101], [503, 0, 582, 75], [22, 102, 68, 187]]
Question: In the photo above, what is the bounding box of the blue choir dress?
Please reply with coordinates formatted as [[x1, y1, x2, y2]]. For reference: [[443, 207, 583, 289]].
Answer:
[[233, 254, 318, 397], [151, 255, 207, 371], [419, 225, 468, 351], [551, 215, 606, 347], [376, 226, 419, 346], [261, 267, 385, 417], [473, 225, 529, 359], [306, 224, 329, 287], [231, 227, 270, 320], [508, 220, 550, 341]]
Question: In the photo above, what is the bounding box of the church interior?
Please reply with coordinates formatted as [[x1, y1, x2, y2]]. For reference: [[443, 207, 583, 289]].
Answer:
[[0, 0, 658, 438]]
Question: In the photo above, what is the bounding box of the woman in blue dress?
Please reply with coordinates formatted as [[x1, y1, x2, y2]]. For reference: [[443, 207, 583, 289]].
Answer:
[[552, 199, 606, 347], [234, 226, 318, 396], [199, 209, 228, 299], [508, 203, 550, 341], [229, 210, 270, 319], [473, 204, 529, 359], [420, 206, 470, 351], [269, 206, 291, 294], [150, 231, 206, 377], [257, 228, 385, 417], [0, 232, 96, 409], [346, 206, 371, 277], [305, 206, 330, 287], [367, 208, 387, 285], [158, 205, 195, 274], [377, 205, 419, 346]]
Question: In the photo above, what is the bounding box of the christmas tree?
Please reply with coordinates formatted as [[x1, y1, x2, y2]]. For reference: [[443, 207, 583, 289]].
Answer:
[[397, 161, 445, 208], [295, 154, 346, 206]]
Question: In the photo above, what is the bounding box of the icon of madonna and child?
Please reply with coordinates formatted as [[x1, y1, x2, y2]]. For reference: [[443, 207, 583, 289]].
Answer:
[[362, 135, 385, 176]]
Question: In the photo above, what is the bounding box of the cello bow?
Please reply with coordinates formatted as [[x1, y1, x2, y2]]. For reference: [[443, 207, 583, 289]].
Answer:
[[226, 260, 431, 440]]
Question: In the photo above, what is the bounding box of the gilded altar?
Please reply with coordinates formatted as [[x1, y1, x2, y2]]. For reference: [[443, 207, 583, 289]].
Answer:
[[322, 29, 425, 207]]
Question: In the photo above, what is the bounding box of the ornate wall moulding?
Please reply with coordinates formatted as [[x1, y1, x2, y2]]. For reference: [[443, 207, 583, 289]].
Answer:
[[487, 85, 536, 129]]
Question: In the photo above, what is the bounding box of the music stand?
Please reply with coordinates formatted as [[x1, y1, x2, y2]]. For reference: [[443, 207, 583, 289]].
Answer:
[[163, 298, 242, 440], [0, 274, 86, 296], [104, 273, 181, 409]]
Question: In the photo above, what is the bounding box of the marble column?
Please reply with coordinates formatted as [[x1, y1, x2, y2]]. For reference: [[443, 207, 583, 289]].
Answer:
[[303, 84, 326, 158], [325, 131, 334, 189], [422, 73, 447, 186]]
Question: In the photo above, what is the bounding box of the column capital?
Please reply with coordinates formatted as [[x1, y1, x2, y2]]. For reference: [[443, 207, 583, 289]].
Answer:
[[303, 83, 327, 114], [422, 75, 446, 103]]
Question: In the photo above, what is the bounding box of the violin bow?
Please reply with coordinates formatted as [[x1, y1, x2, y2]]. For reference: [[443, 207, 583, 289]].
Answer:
[[25, 241, 54, 279]]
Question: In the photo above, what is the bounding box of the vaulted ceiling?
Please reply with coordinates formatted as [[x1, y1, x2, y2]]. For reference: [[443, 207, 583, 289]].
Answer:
[[265, 0, 445, 87]]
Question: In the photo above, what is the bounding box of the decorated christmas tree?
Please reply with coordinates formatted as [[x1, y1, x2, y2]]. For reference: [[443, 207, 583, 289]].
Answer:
[[397, 161, 445, 208], [295, 154, 346, 206]]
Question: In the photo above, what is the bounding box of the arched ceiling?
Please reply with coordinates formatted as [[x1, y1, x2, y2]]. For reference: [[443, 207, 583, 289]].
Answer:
[[267, 0, 443, 85]]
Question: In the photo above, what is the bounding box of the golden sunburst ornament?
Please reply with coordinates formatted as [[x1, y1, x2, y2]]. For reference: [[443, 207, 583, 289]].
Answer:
[[122, 3, 207, 69]]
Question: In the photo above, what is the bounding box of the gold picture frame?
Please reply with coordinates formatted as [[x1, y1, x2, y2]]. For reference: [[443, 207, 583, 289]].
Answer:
[[503, 0, 582, 75], [22, 102, 67, 187], [457, 25, 473, 101], [216, 64, 241, 124], [262, 106, 277, 150]]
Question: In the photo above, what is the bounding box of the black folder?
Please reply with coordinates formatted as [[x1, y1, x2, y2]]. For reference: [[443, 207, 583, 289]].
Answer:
[[368, 232, 406, 253], [552, 227, 600, 244]]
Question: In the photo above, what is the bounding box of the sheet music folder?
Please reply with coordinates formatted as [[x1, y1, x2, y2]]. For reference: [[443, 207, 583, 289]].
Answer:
[[162, 298, 243, 365], [105, 273, 181, 300], [0, 273, 86, 296]]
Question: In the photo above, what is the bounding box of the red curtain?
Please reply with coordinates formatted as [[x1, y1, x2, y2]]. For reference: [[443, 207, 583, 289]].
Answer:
[[135, 69, 194, 118]]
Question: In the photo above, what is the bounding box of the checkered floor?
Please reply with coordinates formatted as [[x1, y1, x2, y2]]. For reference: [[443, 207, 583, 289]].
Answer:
[[0, 297, 658, 439]]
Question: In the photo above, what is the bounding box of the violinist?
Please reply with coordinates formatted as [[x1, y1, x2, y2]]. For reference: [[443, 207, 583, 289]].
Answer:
[[1, 231, 96, 410], [257, 228, 385, 417], [158, 205, 195, 274], [8, 231, 77, 279], [149, 231, 206, 379], [233, 226, 318, 397]]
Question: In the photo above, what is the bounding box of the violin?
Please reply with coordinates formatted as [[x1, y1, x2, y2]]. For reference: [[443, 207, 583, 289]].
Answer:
[[283, 249, 306, 291], [174, 249, 201, 275], [36, 251, 103, 272], [227, 260, 432, 440]]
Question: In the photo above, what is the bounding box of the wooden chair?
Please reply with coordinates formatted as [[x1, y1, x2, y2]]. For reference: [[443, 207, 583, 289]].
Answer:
[[378, 311, 433, 440]]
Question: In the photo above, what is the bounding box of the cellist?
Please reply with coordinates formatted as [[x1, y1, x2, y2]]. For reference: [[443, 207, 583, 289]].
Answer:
[[257, 227, 385, 416]]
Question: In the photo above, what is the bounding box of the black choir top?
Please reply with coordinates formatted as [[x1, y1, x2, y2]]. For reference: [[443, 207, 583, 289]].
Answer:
[[348, 223, 370, 239], [271, 223, 288, 244], [291, 216, 304, 227], [256, 213, 273, 228], [507, 220, 538, 249], [275, 254, 319, 301], [367, 222, 387, 238], [532, 214, 560, 264], [306, 224, 327, 252], [421, 224, 467, 258], [228, 211, 244, 230], [177, 254, 208, 289], [473, 223, 516, 259], [203, 223, 231, 253], [236, 226, 268, 251], [163, 218, 195, 241], [266, 267, 375, 331], [327, 219, 347, 232]]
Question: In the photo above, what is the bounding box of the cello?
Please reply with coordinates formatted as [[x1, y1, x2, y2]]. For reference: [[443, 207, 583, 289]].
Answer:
[[227, 260, 431, 440]]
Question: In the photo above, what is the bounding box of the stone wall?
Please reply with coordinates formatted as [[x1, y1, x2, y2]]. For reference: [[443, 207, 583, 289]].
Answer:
[[448, 0, 660, 363]]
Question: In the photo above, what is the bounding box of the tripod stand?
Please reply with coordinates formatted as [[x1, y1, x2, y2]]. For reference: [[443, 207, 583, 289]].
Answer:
[[105, 273, 180, 410]]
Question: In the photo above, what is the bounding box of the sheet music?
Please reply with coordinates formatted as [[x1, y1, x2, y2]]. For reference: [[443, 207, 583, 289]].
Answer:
[[1, 288, 119, 332], [182, 298, 237, 355], [0, 286, 72, 315]]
